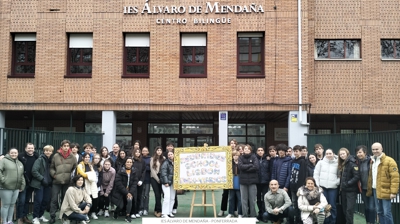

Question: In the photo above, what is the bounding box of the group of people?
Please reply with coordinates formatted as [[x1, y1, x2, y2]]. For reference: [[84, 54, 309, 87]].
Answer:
[[0, 139, 398, 224], [219, 140, 399, 224], [0, 140, 178, 224]]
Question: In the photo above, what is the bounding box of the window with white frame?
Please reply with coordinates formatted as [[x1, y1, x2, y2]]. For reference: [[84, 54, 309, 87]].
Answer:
[[180, 33, 207, 78], [315, 40, 361, 59], [381, 39, 400, 59], [67, 34, 93, 78], [12, 33, 36, 77], [124, 33, 150, 78]]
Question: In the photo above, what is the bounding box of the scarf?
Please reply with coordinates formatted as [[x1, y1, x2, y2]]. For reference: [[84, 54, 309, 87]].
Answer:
[[303, 186, 321, 202], [59, 148, 72, 159]]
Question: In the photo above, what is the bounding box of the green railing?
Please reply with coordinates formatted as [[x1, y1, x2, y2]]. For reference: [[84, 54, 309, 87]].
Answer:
[[0, 128, 103, 155], [307, 130, 400, 222]]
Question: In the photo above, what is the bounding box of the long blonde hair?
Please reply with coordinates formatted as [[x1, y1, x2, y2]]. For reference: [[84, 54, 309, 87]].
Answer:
[[338, 147, 350, 171]]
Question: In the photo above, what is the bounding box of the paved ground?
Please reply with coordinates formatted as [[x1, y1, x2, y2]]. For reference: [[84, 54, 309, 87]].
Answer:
[[27, 189, 365, 223]]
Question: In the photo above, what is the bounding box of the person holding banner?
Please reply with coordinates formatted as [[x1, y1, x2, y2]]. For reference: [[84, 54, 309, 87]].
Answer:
[[226, 150, 242, 218], [160, 151, 176, 218]]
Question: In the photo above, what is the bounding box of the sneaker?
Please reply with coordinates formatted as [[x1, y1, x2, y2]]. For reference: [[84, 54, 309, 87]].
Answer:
[[85, 216, 90, 223], [135, 214, 141, 218], [238, 215, 243, 218], [138, 211, 143, 216], [32, 218, 40, 224], [143, 210, 148, 216], [91, 213, 98, 220], [130, 214, 136, 219], [62, 218, 70, 224], [218, 210, 225, 217], [168, 213, 175, 218], [161, 215, 170, 218], [97, 210, 104, 216], [39, 217, 49, 223], [125, 216, 131, 223], [255, 218, 259, 223], [80, 221, 87, 224], [104, 210, 110, 218], [172, 209, 177, 214], [225, 214, 233, 218]]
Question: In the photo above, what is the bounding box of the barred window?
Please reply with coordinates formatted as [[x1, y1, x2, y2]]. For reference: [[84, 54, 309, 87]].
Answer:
[[381, 40, 400, 59], [11, 34, 36, 77]]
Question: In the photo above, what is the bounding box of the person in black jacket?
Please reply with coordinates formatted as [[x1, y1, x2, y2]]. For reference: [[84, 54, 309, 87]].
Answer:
[[288, 145, 308, 224], [306, 153, 317, 177], [131, 148, 146, 219], [338, 147, 360, 224], [255, 146, 269, 221], [238, 144, 259, 220], [17, 142, 39, 224], [111, 158, 138, 223], [160, 151, 175, 218]]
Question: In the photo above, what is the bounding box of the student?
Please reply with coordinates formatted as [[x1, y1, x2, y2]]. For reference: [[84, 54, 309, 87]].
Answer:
[[288, 145, 308, 224], [226, 151, 242, 218], [355, 145, 376, 224], [49, 140, 77, 224], [306, 153, 317, 177], [70, 143, 82, 163], [131, 148, 146, 219], [59, 175, 92, 224], [0, 148, 26, 224], [115, 150, 127, 173], [219, 139, 237, 217], [267, 145, 277, 181], [160, 151, 176, 218], [300, 146, 308, 158], [76, 153, 99, 220], [314, 144, 324, 163], [98, 159, 115, 218], [140, 147, 151, 216], [163, 142, 178, 214], [31, 145, 53, 224], [367, 142, 399, 224], [238, 144, 259, 220], [82, 143, 94, 162], [271, 144, 292, 192], [90, 153, 103, 219], [100, 146, 113, 167], [255, 147, 269, 221], [17, 143, 39, 224], [111, 158, 138, 223], [297, 177, 328, 224], [338, 147, 360, 224], [313, 149, 339, 224], [150, 146, 164, 217], [263, 180, 292, 224], [128, 140, 142, 158]]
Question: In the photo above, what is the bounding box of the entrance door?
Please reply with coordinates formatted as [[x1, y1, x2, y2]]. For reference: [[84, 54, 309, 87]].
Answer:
[[148, 136, 178, 154]]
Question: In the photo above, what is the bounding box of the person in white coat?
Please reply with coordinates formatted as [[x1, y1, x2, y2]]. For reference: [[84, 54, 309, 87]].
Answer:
[[313, 149, 339, 224], [297, 177, 328, 224]]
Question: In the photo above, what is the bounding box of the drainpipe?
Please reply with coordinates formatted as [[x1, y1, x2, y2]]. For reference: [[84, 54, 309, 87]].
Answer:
[[298, 0, 309, 126]]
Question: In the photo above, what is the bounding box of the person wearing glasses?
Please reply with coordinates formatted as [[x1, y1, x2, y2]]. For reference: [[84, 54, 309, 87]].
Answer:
[[366, 142, 399, 224]]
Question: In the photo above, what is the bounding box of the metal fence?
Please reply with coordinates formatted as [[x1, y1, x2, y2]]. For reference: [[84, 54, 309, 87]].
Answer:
[[0, 128, 103, 155], [307, 130, 400, 222]]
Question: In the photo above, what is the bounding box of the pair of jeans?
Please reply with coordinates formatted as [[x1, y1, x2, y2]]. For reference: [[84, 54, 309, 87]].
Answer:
[[33, 186, 51, 219], [98, 189, 110, 211], [341, 191, 357, 224], [228, 189, 242, 215], [289, 190, 301, 224], [263, 206, 292, 222], [141, 183, 150, 212], [360, 189, 376, 223], [373, 189, 394, 224], [321, 187, 337, 224], [161, 184, 176, 215], [133, 184, 143, 214], [115, 197, 132, 216], [240, 184, 257, 217], [220, 189, 229, 211], [0, 189, 19, 224], [150, 177, 162, 212], [50, 184, 69, 218], [64, 202, 88, 221], [17, 185, 35, 219], [256, 183, 268, 218]]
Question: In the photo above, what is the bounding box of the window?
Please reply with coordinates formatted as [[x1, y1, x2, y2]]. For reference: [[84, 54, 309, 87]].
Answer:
[[67, 34, 93, 78], [11, 33, 36, 77], [381, 40, 400, 59], [123, 33, 150, 78], [315, 40, 361, 59], [180, 33, 207, 78], [237, 33, 264, 78], [341, 129, 369, 134], [309, 129, 332, 134], [228, 123, 265, 150]]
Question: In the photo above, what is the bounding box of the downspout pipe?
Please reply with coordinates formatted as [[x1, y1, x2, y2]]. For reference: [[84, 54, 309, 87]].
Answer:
[[298, 0, 309, 126]]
